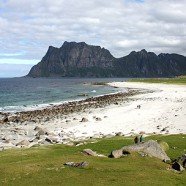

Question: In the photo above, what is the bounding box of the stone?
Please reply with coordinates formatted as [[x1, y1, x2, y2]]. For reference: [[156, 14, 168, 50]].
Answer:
[[16, 140, 30, 147], [172, 162, 185, 172], [64, 161, 88, 168], [80, 117, 88, 122], [65, 142, 74, 146], [35, 129, 46, 137], [83, 149, 97, 156], [75, 142, 84, 146], [45, 136, 60, 144], [109, 149, 123, 158], [174, 154, 186, 168], [115, 132, 123, 136], [3, 117, 8, 123], [29, 137, 38, 143], [121, 140, 170, 161], [95, 117, 102, 121], [45, 132, 55, 136], [161, 128, 166, 132]]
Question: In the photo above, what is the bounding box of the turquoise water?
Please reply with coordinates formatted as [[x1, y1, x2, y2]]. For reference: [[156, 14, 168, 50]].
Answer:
[[0, 77, 127, 112]]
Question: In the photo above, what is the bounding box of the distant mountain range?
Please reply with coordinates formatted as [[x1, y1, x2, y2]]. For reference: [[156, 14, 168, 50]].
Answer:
[[27, 41, 186, 77]]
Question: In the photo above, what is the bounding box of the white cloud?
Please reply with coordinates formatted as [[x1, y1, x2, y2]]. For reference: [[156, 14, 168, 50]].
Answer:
[[0, 58, 38, 64], [0, 0, 186, 66]]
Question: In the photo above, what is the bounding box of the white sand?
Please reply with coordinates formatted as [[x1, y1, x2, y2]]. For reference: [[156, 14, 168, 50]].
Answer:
[[62, 82, 186, 138], [1, 82, 186, 149]]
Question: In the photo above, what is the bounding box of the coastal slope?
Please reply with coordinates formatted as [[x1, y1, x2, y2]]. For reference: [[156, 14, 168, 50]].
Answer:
[[27, 41, 186, 77]]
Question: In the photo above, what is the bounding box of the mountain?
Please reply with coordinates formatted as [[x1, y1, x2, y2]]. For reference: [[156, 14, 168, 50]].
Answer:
[[27, 41, 186, 77]]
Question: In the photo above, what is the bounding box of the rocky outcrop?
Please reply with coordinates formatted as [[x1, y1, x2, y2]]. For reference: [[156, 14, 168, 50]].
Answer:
[[27, 41, 186, 78], [114, 50, 186, 77], [109, 140, 170, 161], [121, 140, 170, 161], [0, 90, 139, 126], [28, 41, 114, 77]]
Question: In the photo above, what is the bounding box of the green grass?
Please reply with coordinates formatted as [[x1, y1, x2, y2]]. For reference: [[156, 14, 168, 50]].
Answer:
[[0, 135, 186, 186], [129, 76, 186, 85]]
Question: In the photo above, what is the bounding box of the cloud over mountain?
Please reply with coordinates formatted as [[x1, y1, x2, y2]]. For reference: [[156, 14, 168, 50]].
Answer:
[[0, 0, 186, 67]]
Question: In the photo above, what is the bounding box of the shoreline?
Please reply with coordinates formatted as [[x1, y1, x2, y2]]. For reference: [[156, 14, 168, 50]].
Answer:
[[0, 81, 185, 150], [0, 88, 142, 124]]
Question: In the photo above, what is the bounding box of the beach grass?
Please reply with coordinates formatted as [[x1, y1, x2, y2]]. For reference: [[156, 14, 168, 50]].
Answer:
[[0, 134, 185, 186], [129, 76, 186, 85]]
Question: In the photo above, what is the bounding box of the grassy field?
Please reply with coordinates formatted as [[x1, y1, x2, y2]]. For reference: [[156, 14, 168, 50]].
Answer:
[[129, 76, 186, 85], [0, 135, 186, 186]]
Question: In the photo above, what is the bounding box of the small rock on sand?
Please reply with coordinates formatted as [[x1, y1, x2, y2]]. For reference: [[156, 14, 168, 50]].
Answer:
[[115, 132, 123, 136], [95, 117, 102, 121], [80, 117, 88, 122]]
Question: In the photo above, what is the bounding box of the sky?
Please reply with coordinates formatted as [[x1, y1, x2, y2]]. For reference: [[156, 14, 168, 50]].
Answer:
[[0, 0, 186, 77]]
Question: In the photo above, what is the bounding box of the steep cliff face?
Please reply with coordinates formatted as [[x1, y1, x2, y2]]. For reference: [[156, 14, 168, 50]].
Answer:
[[114, 49, 186, 77], [27, 41, 186, 77], [28, 41, 115, 77]]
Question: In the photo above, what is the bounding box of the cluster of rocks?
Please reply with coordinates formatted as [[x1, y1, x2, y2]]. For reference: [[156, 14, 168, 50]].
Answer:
[[0, 89, 141, 150], [0, 90, 139, 126], [109, 140, 186, 172], [0, 122, 126, 150], [64, 141, 185, 172]]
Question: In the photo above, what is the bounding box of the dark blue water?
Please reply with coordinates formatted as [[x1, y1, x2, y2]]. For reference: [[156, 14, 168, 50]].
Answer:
[[0, 77, 127, 112]]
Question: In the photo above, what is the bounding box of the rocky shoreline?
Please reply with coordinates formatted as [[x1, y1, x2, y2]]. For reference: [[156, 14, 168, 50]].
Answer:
[[0, 89, 144, 124], [0, 87, 149, 150]]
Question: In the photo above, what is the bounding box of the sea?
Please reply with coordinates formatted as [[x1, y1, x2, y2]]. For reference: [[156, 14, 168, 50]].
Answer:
[[0, 77, 127, 113]]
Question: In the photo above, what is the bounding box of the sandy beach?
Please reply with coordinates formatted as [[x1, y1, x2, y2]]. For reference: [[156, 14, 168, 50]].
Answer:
[[63, 82, 186, 137], [0, 82, 186, 149]]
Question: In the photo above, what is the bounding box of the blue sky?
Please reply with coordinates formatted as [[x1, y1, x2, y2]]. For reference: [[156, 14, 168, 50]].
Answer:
[[0, 0, 186, 77]]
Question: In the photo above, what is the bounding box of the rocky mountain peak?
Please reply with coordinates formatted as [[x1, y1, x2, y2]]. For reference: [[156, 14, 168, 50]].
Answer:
[[27, 41, 186, 78], [140, 49, 148, 53]]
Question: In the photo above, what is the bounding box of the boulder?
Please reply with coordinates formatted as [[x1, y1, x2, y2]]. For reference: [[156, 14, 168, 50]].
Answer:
[[35, 128, 47, 137], [109, 149, 123, 158], [34, 126, 42, 131], [174, 154, 186, 168], [115, 132, 123, 136], [83, 149, 97, 156], [3, 117, 8, 123], [45, 136, 60, 144], [65, 142, 74, 146], [172, 162, 185, 172], [121, 140, 170, 161], [16, 140, 30, 147]]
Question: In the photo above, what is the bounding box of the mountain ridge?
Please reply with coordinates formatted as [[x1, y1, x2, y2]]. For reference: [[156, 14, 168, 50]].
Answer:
[[27, 41, 186, 77]]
